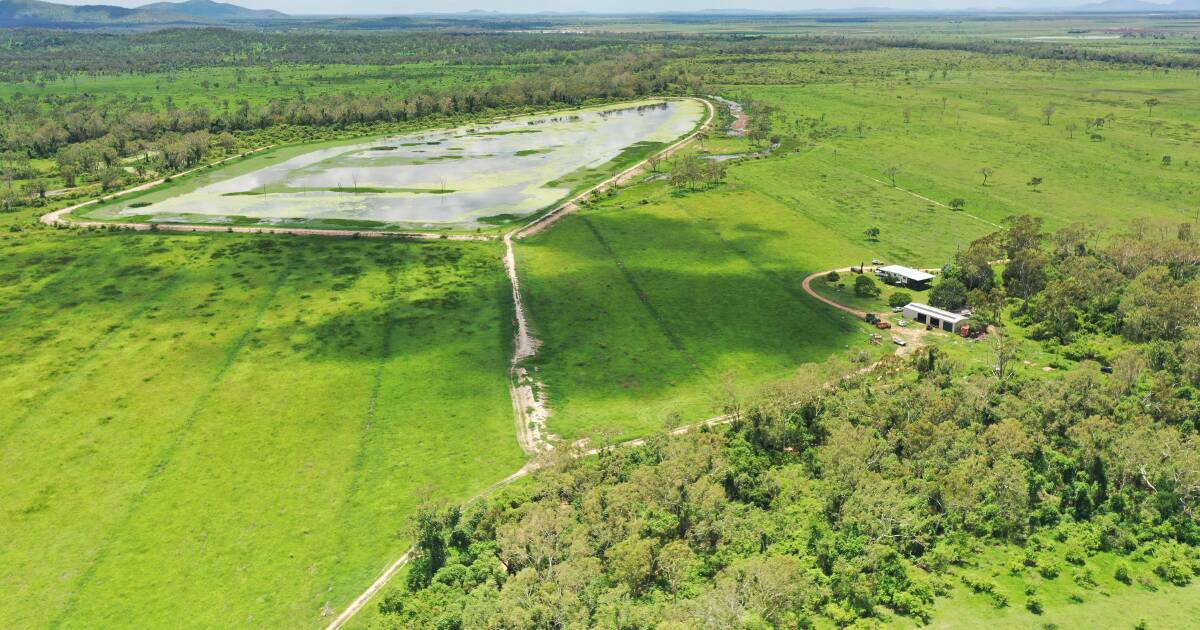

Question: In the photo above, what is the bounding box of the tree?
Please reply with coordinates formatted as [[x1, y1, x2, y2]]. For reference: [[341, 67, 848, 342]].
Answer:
[[1118, 266, 1200, 341], [1065, 121, 1078, 139], [29, 178, 48, 200], [701, 160, 728, 187], [1000, 215, 1044, 259], [949, 198, 966, 212], [855, 274, 881, 297], [889, 291, 912, 308], [59, 164, 78, 188], [1002, 248, 1049, 309], [658, 540, 696, 599], [668, 153, 703, 191], [884, 165, 900, 187], [406, 501, 450, 590], [1144, 97, 1160, 117], [1027, 176, 1043, 192], [990, 332, 1019, 388], [980, 166, 994, 186], [955, 239, 998, 291], [1042, 102, 1057, 126], [606, 536, 655, 593], [930, 277, 968, 310], [864, 226, 881, 241], [647, 153, 663, 172]]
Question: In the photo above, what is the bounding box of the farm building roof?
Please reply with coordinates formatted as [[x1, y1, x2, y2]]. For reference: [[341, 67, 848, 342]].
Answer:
[[878, 265, 935, 282], [903, 302, 968, 324]]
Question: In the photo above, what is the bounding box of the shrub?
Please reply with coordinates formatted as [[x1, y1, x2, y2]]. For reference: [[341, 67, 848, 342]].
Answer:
[[889, 291, 912, 308], [1073, 567, 1097, 588], [1026, 596, 1044, 614], [854, 274, 880, 297], [1038, 560, 1061, 579], [825, 270, 840, 282], [1065, 546, 1086, 565], [1154, 558, 1193, 586], [1115, 563, 1132, 584]]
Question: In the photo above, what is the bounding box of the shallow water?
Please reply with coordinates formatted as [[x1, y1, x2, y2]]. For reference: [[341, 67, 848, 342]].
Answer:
[[122, 100, 704, 228]]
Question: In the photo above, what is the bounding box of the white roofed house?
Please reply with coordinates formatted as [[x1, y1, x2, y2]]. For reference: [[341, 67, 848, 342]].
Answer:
[[876, 265, 935, 290], [902, 302, 969, 333]]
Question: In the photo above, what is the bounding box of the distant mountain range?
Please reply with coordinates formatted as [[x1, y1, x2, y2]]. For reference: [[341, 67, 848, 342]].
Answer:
[[0, 0, 288, 27], [1074, 0, 1200, 11]]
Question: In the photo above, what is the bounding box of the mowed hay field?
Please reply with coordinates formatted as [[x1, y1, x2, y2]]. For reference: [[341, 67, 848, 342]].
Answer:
[[517, 59, 1200, 442], [0, 226, 523, 628]]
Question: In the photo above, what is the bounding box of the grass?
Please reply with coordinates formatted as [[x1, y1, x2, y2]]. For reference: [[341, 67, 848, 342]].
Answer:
[[518, 177, 892, 441], [0, 221, 523, 628], [517, 59, 1200, 444], [890, 542, 1200, 630]]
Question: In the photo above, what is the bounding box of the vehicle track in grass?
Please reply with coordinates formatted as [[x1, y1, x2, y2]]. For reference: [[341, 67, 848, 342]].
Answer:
[[48, 261, 295, 629], [0, 245, 207, 446], [325, 96, 715, 630], [32, 98, 717, 629]]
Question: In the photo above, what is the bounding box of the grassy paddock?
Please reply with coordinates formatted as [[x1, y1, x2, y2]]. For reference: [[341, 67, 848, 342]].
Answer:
[[0, 221, 522, 628]]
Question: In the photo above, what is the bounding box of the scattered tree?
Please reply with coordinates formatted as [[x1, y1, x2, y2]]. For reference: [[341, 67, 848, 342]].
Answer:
[[884, 166, 900, 187], [980, 166, 994, 186], [1042, 103, 1057, 126]]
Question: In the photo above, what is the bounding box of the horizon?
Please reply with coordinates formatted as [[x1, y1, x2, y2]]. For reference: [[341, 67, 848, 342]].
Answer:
[[38, 0, 1184, 17]]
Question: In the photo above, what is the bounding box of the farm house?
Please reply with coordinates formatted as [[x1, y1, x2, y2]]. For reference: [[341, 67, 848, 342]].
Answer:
[[877, 265, 935, 289], [902, 302, 969, 333]]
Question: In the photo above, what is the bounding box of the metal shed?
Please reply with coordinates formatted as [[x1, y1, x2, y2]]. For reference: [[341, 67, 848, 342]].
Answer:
[[876, 265, 935, 289], [902, 302, 968, 332]]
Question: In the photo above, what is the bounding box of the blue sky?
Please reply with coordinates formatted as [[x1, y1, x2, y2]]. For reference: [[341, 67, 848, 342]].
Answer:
[[50, 0, 1138, 15]]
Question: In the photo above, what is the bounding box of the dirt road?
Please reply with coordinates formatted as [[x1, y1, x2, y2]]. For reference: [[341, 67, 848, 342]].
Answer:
[[323, 97, 715, 630]]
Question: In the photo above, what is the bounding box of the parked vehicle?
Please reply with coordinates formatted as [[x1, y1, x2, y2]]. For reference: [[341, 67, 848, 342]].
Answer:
[[892, 336, 907, 346], [874, 321, 892, 330], [897, 319, 909, 327], [865, 313, 878, 323]]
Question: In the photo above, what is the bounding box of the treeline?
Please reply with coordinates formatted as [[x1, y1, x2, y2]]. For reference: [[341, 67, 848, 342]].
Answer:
[[0, 29, 696, 80], [930, 216, 1200, 364]]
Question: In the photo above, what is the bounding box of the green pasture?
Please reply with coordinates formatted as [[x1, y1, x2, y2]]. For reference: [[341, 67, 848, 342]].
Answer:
[[893, 542, 1200, 630], [517, 170, 899, 441], [0, 220, 522, 628], [724, 66, 1200, 233], [517, 60, 1200, 442]]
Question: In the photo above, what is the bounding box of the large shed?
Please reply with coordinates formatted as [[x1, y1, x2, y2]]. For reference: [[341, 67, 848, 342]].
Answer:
[[876, 265, 935, 289], [902, 302, 968, 333]]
